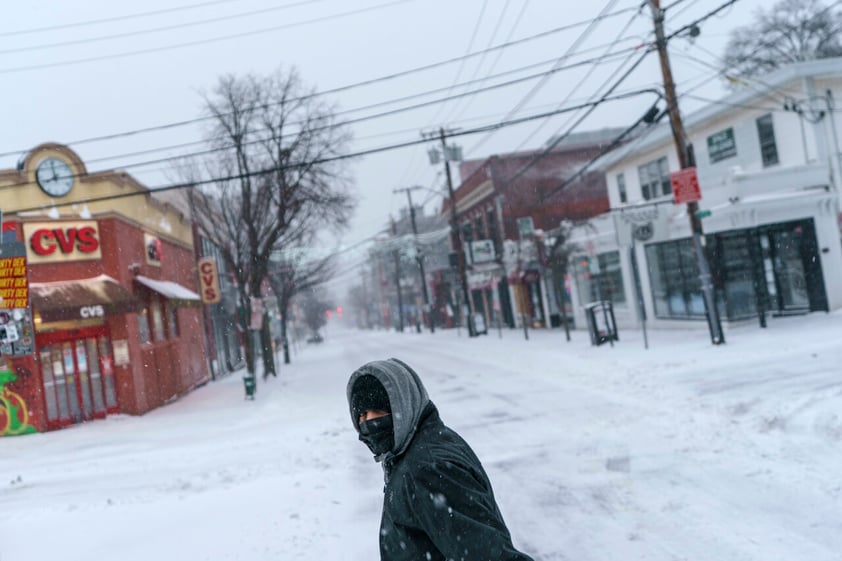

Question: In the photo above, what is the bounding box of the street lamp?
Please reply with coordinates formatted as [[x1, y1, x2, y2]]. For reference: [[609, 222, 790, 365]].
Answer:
[[423, 127, 476, 337]]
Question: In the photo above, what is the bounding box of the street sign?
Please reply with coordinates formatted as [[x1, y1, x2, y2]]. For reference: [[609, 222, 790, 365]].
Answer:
[[670, 167, 702, 205], [696, 209, 712, 219]]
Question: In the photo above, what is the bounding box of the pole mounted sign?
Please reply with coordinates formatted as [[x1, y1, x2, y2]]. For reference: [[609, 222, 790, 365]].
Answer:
[[670, 167, 702, 205]]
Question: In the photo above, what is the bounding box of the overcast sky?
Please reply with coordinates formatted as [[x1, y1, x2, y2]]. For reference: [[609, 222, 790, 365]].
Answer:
[[2, 0, 777, 284]]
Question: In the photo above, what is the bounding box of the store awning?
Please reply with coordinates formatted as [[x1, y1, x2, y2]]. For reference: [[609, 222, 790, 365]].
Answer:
[[134, 275, 201, 302], [30, 274, 139, 323]]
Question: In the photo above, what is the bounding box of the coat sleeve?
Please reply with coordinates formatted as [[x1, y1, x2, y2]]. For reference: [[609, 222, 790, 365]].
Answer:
[[403, 460, 533, 561]]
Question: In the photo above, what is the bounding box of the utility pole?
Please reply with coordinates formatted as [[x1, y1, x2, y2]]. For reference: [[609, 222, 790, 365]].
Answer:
[[390, 216, 404, 333], [648, 0, 724, 345], [394, 186, 435, 333], [436, 127, 477, 337]]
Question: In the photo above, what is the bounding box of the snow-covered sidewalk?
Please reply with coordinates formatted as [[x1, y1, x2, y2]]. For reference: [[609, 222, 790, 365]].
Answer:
[[2, 312, 841, 560]]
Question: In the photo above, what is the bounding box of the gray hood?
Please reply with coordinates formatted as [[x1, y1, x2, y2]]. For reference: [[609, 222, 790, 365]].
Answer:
[[347, 358, 430, 460]]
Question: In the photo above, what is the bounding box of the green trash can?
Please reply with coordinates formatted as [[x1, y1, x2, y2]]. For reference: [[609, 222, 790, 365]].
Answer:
[[243, 373, 256, 400]]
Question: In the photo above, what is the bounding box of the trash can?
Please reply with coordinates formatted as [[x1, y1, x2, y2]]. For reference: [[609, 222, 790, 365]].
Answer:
[[584, 300, 618, 346], [243, 373, 256, 400], [473, 313, 488, 335]]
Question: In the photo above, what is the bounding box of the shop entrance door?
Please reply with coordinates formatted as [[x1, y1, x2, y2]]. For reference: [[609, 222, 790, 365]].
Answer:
[[37, 327, 116, 429], [758, 219, 827, 315]]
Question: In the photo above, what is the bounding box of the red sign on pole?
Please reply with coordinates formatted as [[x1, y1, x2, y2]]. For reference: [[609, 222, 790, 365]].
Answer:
[[670, 167, 702, 205]]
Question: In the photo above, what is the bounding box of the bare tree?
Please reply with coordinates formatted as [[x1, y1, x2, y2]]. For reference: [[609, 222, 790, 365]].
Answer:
[[301, 290, 333, 339], [545, 219, 589, 342], [186, 67, 354, 380], [266, 241, 337, 364], [722, 0, 842, 82]]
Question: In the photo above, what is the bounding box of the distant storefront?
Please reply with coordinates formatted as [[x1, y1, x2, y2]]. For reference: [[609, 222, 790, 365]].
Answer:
[[1, 143, 209, 436]]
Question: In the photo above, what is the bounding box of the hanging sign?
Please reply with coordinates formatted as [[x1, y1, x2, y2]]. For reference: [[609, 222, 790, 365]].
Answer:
[[197, 258, 221, 304]]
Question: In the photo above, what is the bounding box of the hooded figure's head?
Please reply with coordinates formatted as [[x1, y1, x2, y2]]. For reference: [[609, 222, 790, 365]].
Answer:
[[347, 358, 430, 462]]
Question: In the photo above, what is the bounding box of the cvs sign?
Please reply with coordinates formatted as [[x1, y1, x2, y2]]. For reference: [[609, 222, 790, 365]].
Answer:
[[23, 221, 102, 263], [198, 258, 221, 304]]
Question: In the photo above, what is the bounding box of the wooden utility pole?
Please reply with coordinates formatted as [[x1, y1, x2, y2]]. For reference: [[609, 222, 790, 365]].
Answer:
[[438, 127, 477, 337], [390, 217, 404, 333], [648, 0, 724, 345], [394, 186, 435, 333]]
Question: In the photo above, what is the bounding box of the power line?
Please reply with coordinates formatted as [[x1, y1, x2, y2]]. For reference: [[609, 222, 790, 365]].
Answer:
[[501, 52, 655, 188], [466, 0, 625, 156], [5, 88, 659, 217], [0, 0, 242, 37], [426, 0, 490, 126], [0, 16, 638, 159], [1, 45, 640, 191], [441, 0, 529, 126], [0, 0, 414, 75], [0, 0, 325, 55], [81, 100, 577, 169], [510, 3, 645, 152]]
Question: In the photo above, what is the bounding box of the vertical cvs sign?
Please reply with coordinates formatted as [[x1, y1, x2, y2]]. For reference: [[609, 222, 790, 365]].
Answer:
[[198, 258, 221, 304]]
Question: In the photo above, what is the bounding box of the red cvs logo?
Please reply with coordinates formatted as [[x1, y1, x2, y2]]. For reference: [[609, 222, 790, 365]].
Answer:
[[198, 258, 221, 304], [31, 226, 100, 256]]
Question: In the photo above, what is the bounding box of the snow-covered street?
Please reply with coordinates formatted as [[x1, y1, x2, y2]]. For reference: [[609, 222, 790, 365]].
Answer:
[[2, 314, 842, 561]]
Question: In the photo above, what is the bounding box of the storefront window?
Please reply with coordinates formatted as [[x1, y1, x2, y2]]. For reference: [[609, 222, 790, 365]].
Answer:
[[712, 231, 757, 320], [137, 305, 152, 344], [151, 296, 166, 342], [646, 239, 705, 319], [596, 252, 625, 305], [166, 302, 179, 338], [572, 251, 626, 306]]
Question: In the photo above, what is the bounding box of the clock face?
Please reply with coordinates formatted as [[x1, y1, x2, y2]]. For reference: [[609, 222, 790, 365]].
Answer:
[[35, 157, 74, 197]]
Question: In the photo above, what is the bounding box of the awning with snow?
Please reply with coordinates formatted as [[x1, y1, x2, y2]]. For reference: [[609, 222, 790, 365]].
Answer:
[[30, 274, 139, 323], [134, 275, 201, 303]]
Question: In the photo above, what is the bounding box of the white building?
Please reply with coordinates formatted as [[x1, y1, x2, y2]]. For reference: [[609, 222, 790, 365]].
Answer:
[[568, 58, 842, 332]]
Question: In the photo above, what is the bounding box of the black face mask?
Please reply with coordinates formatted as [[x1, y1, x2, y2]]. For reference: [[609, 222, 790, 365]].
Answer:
[[358, 415, 394, 457]]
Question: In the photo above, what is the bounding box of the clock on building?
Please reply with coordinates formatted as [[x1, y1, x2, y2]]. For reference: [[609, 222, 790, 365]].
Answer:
[[35, 157, 75, 197]]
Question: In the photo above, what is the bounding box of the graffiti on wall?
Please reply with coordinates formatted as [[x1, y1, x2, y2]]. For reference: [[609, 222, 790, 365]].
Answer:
[[0, 368, 38, 436]]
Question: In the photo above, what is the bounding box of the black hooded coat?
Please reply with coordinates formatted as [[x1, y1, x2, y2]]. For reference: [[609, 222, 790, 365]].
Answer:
[[347, 358, 534, 561]]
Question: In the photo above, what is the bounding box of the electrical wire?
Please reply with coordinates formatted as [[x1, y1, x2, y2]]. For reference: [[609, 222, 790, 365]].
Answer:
[[465, 0, 624, 156], [0, 0, 415, 75], [438, 0, 512, 125], [0, 17, 639, 159], [510, 3, 646, 152], [426, 0, 490, 126], [1, 45, 641, 190], [0, 0, 326, 55], [5, 87, 660, 216], [0, 0, 242, 37]]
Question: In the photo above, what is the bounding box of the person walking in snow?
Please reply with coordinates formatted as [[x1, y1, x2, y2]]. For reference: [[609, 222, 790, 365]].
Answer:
[[347, 358, 535, 561]]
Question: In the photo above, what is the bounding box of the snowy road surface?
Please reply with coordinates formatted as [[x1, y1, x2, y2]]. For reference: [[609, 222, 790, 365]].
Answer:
[[2, 314, 842, 560]]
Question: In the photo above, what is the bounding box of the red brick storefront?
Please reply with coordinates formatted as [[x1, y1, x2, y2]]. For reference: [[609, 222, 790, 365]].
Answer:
[[1, 144, 209, 435]]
